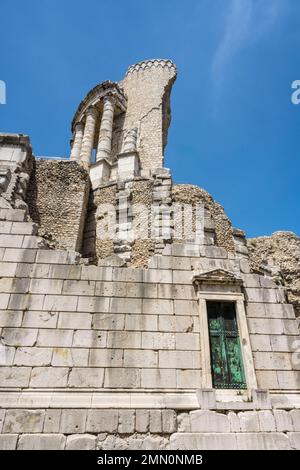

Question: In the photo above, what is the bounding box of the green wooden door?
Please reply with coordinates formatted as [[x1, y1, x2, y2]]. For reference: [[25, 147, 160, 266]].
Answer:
[[207, 301, 246, 389]]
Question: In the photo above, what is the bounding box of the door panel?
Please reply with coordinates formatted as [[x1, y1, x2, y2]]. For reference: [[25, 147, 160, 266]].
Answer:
[[207, 301, 246, 389]]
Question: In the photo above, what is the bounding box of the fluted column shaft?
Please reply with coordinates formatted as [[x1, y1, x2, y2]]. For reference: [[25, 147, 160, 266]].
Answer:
[[80, 107, 99, 165], [96, 97, 115, 161], [70, 122, 84, 161]]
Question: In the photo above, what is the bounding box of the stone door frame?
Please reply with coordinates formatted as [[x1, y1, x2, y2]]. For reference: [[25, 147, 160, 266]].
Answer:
[[197, 291, 257, 395]]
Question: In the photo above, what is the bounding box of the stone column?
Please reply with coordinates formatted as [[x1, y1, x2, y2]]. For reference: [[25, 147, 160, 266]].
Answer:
[[96, 96, 115, 161], [80, 107, 99, 165], [70, 122, 84, 161], [122, 127, 138, 153]]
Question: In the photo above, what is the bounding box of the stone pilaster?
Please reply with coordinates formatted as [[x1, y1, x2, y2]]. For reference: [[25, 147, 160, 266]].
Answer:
[[70, 123, 84, 161], [80, 107, 99, 166], [96, 97, 115, 162]]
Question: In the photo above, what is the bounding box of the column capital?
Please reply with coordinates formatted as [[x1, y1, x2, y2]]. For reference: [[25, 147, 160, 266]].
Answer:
[[102, 94, 116, 106], [85, 106, 99, 119], [74, 121, 84, 132]]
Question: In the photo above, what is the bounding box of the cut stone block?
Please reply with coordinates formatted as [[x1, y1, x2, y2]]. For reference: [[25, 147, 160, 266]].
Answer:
[[274, 410, 293, 432], [104, 368, 140, 388], [66, 434, 96, 450], [18, 434, 66, 450], [3, 409, 45, 433], [68, 367, 104, 388], [30, 367, 69, 388], [239, 411, 260, 432], [190, 410, 230, 433], [0, 434, 18, 450], [60, 409, 87, 433], [118, 410, 135, 433], [86, 410, 118, 433]]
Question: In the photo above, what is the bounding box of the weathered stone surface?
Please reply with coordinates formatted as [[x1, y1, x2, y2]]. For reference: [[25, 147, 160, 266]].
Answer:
[[30, 367, 69, 388], [0, 409, 5, 433], [290, 409, 300, 431], [86, 410, 118, 433], [43, 409, 61, 433], [22, 311, 58, 328], [27, 160, 89, 252], [253, 351, 291, 370], [0, 310, 23, 327], [228, 411, 240, 432], [0, 366, 31, 387], [100, 435, 129, 450], [256, 370, 279, 389], [14, 347, 52, 366], [68, 367, 104, 388], [142, 332, 175, 349], [104, 368, 140, 388], [43, 295, 78, 312], [141, 369, 176, 388], [2, 328, 38, 346], [0, 61, 300, 451], [277, 371, 300, 389], [149, 410, 162, 433], [60, 409, 87, 433], [239, 411, 260, 432], [158, 315, 195, 332], [159, 350, 200, 369], [274, 410, 294, 432], [125, 314, 157, 331], [175, 332, 200, 350], [237, 432, 291, 450], [0, 345, 15, 366], [258, 410, 276, 432], [73, 330, 107, 348], [288, 432, 300, 450], [124, 349, 157, 368], [170, 433, 237, 450], [190, 411, 230, 433], [107, 331, 141, 349], [143, 299, 173, 315], [248, 231, 300, 316], [177, 413, 191, 432], [0, 434, 18, 450], [30, 278, 63, 295], [93, 313, 125, 331], [59, 314, 92, 339], [18, 434, 66, 450], [118, 410, 135, 434], [66, 434, 96, 450], [136, 410, 149, 433], [162, 409, 177, 433], [88, 348, 122, 367], [52, 347, 89, 367], [3, 409, 44, 433]]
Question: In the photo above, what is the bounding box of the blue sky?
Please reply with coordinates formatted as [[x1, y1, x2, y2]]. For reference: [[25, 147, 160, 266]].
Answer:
[[0, 0, 299, 237]]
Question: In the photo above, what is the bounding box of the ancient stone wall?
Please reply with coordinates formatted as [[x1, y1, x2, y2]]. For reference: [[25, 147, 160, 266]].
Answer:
[[27, 160, 90, 252], [0, 231, 299, 392], [0, 225, 299, 448], [121, 60, 177, 170], [0, 408, 300, 450], [172, 184, 235, 252], [1, 58, 300, 450], [248, 231, 300, 317], [0, 134, 34, 220]]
